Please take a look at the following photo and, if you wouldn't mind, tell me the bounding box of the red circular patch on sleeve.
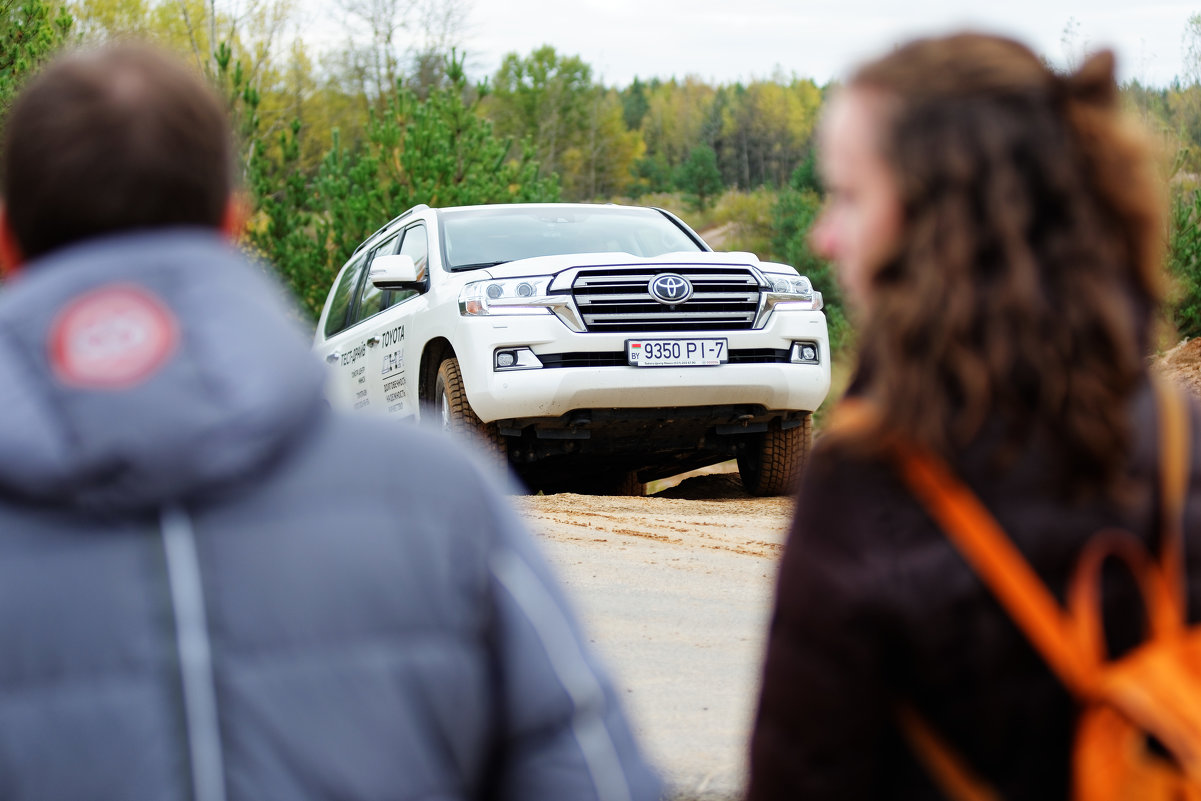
[49,284,179,389]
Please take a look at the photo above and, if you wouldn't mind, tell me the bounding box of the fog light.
[791,341,821,364]
[494,348,544,371]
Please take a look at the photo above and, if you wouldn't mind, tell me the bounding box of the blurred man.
[0,42,658,801]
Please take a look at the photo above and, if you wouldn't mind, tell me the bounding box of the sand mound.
[1154,338,1201,397]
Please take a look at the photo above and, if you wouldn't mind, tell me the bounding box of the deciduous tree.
[561,88,644,200]
[486,45,594,182]
[640,76,714,168]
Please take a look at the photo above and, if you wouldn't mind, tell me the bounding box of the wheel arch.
[419,337,455,407]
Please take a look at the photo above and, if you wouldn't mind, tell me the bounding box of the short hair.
[1,42,235,260]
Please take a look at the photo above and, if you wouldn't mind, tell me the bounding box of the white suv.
[313,202,830,495]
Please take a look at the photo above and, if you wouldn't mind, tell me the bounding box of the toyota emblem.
[648,273,693,305]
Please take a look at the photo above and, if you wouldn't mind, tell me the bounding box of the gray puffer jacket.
[0,230,660,801]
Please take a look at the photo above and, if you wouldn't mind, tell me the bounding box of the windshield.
[439,206,705,271]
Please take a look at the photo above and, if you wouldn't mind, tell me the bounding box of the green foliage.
[556,88,643,200]
[213,40,262,178]
[484,46,659,201]
[1167,187,1201,340]
[715,77,822,189]
[706,188,778,255]
[0,0,72,116]
[771,171,850,351]
[631,75,823,195]
[675,145,723,211]
[790,149,821,194]
[251,120,327,315]
[628,154,673,198]
[373,59,557,207]
[621,77,649,130]
[247,51,560,320]
[639,77,715,170]
[486,45,594,182]
[213,42,323,317]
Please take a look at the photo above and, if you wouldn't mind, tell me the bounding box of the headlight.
[765,273,822,310]
[753,271,823,327]
[460,276,555,316]
[769,274,813,298]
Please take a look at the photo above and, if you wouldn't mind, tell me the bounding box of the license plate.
[627,338,728,367]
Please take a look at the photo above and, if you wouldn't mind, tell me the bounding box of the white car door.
[367,221,431,420]
[314,252,372,411]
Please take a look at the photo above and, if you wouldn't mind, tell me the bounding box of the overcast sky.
[448,1,1196,88]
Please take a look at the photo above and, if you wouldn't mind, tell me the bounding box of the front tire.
[737,414,812,496]
[434,357,506,465]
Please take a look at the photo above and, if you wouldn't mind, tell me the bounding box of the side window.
[353,234,400,324]
[322,254,367,338]
[388,223,429,308]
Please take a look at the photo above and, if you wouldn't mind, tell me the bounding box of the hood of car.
[471,250,767,281]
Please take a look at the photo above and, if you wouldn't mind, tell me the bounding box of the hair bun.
[1062,50,1117,107]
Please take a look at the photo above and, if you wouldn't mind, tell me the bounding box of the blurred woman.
[748,32,1189,800]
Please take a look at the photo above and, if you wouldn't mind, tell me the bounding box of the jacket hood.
[0,230,326,511]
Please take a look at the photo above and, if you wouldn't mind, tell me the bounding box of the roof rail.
[352,203,432,256]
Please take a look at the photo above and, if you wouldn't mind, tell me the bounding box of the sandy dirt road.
[514,481,793,799]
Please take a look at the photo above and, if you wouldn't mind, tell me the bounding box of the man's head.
[0,43,237,269]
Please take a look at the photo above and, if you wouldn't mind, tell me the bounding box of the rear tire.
[737,414,812,496]
[435,357,506,465]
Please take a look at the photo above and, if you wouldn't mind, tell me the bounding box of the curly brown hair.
[842,33,1166,494]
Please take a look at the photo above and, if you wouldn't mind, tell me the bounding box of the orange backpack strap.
[895,440,1098,691]
[1067,382,1192,658]
[896,704,1004,801]
[1152,379,1190,612]
[892,380,1192,694]
[888,381,1193,801]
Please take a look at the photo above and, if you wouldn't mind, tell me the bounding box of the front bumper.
[452,309,832,423]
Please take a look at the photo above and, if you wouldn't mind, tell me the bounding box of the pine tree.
[245,51,560,321]
[675,145,723,211]
[0,0,72,118]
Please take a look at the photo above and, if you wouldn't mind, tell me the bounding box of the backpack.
[864,383,1201,801]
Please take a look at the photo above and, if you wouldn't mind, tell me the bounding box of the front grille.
[538,348,791,368]
[571,266,762,333]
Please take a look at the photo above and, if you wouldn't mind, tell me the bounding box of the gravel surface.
[514,486,793,800]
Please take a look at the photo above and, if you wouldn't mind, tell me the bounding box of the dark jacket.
[0,230,659,801]
[748,380,1201,800]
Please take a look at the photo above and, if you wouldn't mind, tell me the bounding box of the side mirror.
[370,254,419,289]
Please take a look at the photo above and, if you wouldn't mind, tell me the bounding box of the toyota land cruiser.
[313,202,830,495]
